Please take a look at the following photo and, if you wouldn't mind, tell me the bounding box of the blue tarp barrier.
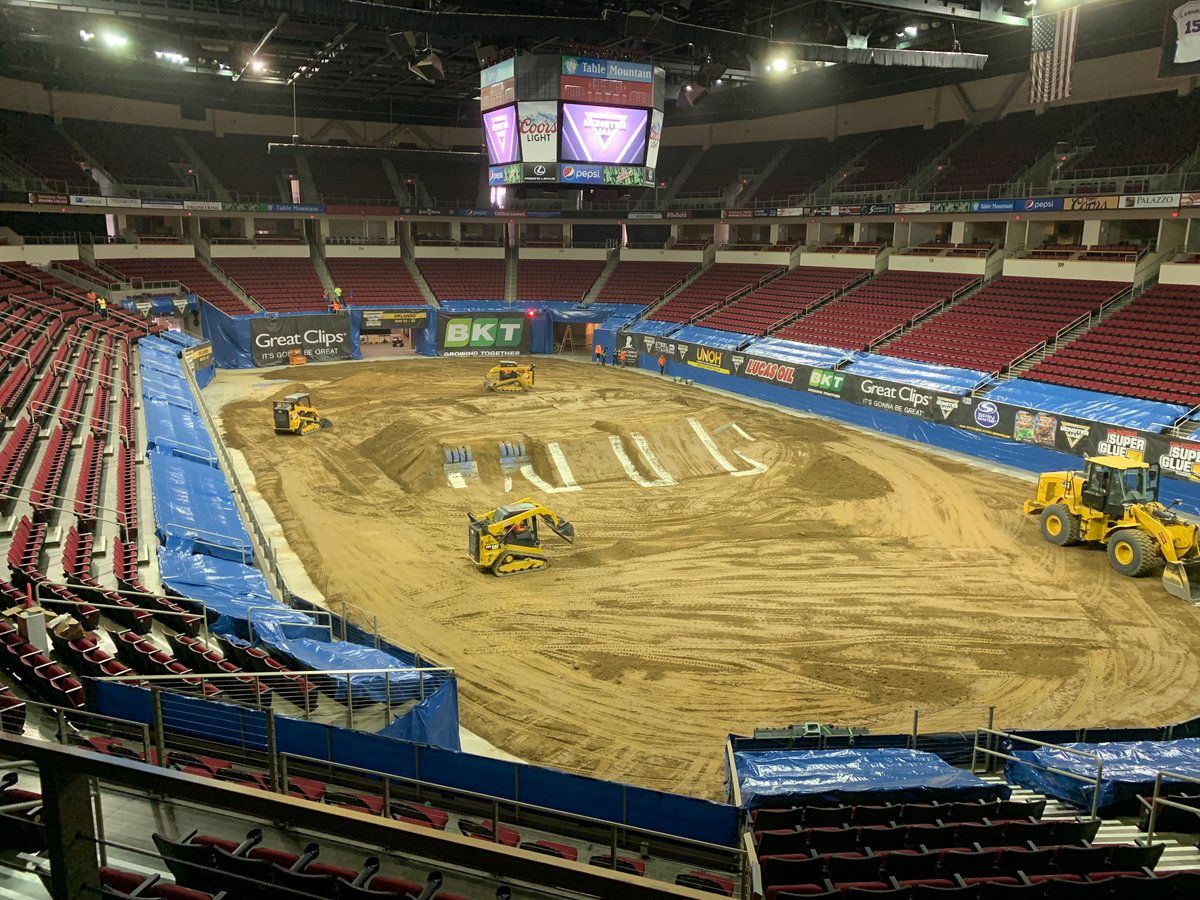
[1006,738,1200,812]
[734,748,1010,809]
[157,548,276,640]
[986,380,1189,433]
[143,399,217,466]
[545,305,610,323]
[160,329,202,349]
[845,354,990,396]
[744,337,852,370]
[141,369,198,412]
[588,303,647,321]
[148,450,253,563]
[625,319,681,338]
[669,325,748,350]
[150,295,178,315]
[248,609,450,706]
[376,678,462,750]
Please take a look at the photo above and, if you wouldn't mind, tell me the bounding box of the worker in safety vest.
[97,296,109,319]
[594,343,604,365]
[658,354,666,374]
[618,349,627,367]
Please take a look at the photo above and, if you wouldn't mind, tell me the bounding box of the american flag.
[1029,6,1080,104]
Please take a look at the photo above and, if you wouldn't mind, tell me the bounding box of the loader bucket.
[545,517,575,545]
[1162,561,1200,602]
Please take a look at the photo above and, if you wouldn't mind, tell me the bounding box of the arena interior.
[2,0,1200,897]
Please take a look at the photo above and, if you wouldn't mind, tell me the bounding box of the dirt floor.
[218,357,1200,800]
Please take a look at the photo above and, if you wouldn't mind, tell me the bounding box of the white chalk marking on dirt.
[631,433,676,486]
[688,418,738,473]
[729,423,757,442]
[608,435,669,488]
[448,473,468,489]
[547,442,582,491]
[732,450,768,477]
[519,462,581,494]
[504,476,512,493]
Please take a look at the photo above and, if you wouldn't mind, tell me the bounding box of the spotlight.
[250,58,266,73]
[772,57,788,71]
[904,25,918,36]
[102,32,127,48]
[408,50,444,83]
[79,29,95,42]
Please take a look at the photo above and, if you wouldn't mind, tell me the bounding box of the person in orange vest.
[594,342,605,365]
[658,353,667,374]
[618,349,627,367]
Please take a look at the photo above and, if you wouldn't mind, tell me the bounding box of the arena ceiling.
[0,0,1167,126]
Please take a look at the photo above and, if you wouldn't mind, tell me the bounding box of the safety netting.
[1005,738,1200,813]
[845,354,990,395]
[986,380,1189,432]
[733,748,1010,810]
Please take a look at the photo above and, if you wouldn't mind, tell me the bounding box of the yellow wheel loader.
[272,393,332,436]
[467,499,574,576]
[1024,455,1200,601]
[483,360,535,393]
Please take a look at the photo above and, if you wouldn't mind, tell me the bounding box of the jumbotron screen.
[482,55,664,187]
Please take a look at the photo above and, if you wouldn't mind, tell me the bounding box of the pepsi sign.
[559,164,604,184]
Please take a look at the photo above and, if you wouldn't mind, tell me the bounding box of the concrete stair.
[583,249,621,303]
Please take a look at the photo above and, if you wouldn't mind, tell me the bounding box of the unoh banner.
[249,314,353,366]
[437,313,531,357]
[622,330,1200,483]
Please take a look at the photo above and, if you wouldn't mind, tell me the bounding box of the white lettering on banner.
[1160,442,1200,479]
[254,330,346,349]
[935,397,959,420]
[1097,429,1147,458]
[1060,421,1091,449]
[446,321,471,345]
[859,379,932,409]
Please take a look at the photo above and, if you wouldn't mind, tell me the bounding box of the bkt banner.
[438,313,531,357]
[249,314,352,367]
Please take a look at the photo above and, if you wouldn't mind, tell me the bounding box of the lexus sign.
[249,314,352,367]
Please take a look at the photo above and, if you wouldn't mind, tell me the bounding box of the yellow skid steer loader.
[1025,455,1200,601]
[467,500,574,576]
[272,393,332,436]
[483,360,535,393]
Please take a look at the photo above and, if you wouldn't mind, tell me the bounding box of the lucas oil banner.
[249,314,352,367]
[437,313,531,357]
[623,328,1200,485]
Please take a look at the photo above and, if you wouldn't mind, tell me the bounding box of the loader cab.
[1082,456,1159,517]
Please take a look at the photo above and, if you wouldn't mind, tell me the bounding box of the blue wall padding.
[986,380,1189,432]
[845,354,990,395]
[157,548,275,640]
[735,748,1011,809]
[199,302,364,370]
[669,325,747,349]
[744,337,851,369]
[626,319,682,337]
[148,450,253,563]
[1005,738,1200,812]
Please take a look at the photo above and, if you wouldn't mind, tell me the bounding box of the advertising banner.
[249,314,353,367]
[559,164,604,185]
[141,198,185,209]
[1119,193,1181,209]
[621,327,1200,482]
[480,58,515,88]
[184,200,223,211]
[1182,192,1200,208]
[561,103,649,165]
[559,75,654,106]
[480,78,515,112]
[973,199,1018,213]
[895,202,932,214]
[930,200,972,214]
[645,110,664,171]
[438,313,531,357]
[1065,195,1119,211]
[359,308,429,329]
[517,101,558,163]
[561,56,653,83]
[522,162,556,182]
[862,203,895,216]
[602,165,649,186]
[1022,197,1064,212]
[28,192,69,205]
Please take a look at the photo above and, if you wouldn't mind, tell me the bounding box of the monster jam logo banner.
[249,315,352,367]
[438,313,530,357]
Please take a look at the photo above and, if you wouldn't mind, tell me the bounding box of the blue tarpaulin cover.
[986,380,1189,432]
[588,303,647,321]
[625,319,682,338]
[143,399,217,466]
[733,748,1011,809]
[148,450,252,563]
[141,369,197,412]
[744,337,851,369]
[160,330,202,349]
[846,354,990,395]
[1005,738,1200,812]
[669,325,748,350]
[157,548,275,640]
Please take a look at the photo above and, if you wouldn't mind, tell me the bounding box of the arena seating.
[53,259,123,289]
[415,258,505,301]
[838,123,959,189]
[773,271,977,351]
[1063,92,1200,176]
[882,277,1128,373]
[930,106,1089,195]
[211,258,326,312]
[66,119,186,186]
[515,259,604,302]
[699,266,868,336]
[186,132,294,199]
[1021,284,1200,406]
[396,147,484,206]
[654,145,698,187]
[752,135,872,203]
[307,154,396,202]
[324,258,426,306]
[99,257,249,314]
[591,261,698,305]
[0,109,91,191]
[677,141,781,196]
[648,263,784,324]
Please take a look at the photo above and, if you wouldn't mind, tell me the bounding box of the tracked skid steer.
[467,500,574,576]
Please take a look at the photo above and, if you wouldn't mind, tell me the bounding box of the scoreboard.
[481,55,665,188]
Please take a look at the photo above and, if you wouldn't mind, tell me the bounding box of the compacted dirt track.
[218,358,1200,799]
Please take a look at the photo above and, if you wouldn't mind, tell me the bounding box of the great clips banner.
[622,330,1200,484]
[249,314,353,367]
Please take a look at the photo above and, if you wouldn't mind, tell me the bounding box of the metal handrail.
[1141,769,1200,846]
[971,727,1104,820]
